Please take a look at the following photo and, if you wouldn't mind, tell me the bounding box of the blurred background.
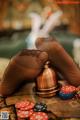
[0,1,80,120]
[0,0,80,65]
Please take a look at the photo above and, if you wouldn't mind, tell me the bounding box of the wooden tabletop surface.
[0,58,80,120]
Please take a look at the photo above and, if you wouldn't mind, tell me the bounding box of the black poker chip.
[33,102,47,112]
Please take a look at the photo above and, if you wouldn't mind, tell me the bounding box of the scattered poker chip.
[33,102,47,112]
[20,102,35,111]
[15,100,30,109]
[61,85,76,94]
[59,91,75,100]
[17,109,34,118]
[59,85,76,99]
[29,112,48,120]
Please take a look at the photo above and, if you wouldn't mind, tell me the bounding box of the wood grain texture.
[0,58,80,119]
[5,83,80,118]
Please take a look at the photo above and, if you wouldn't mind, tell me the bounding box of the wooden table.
[0,58,80,120]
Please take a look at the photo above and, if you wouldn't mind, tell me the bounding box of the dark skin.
[36,37,80,87]
[0,37,80,97]
[0,49,48,96]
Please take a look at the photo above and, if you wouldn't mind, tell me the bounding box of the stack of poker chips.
[58,85,76,100]
[36,61,59,98]
[15,100,48,120]
[15,100,34,119]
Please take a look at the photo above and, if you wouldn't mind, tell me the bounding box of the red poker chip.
[20,102,35,111]
[15,100,30,109]
[61,85,76,94]
[17,109,34,118]
[29,112,48,120]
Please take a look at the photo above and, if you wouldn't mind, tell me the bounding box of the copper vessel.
[36,61,58,97]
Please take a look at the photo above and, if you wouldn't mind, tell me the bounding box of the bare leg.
[0,49,48,96]
[36,37,80,86]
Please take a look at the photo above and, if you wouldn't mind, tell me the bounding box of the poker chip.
[33,102,47,112]
[15,100,30,109]
[17,109,33,118]
[15,100,35,111]
[61,85,76,94]
[29,112,48,120]
[20,102,35,111]
[59,91,75,100]
[59,85,76,100]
